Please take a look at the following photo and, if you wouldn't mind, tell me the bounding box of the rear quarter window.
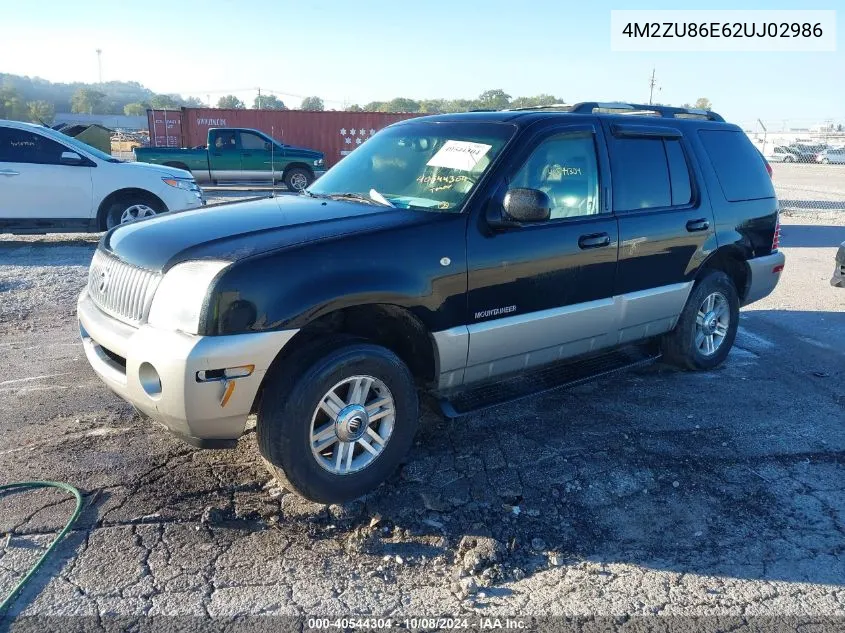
[698,130,775,202]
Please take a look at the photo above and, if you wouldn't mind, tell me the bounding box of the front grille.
[87,249,162,326]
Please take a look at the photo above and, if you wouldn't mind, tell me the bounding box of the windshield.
[308,121,515,212]
[49,129,120,163]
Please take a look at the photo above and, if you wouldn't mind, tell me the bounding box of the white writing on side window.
[426,140,492,171]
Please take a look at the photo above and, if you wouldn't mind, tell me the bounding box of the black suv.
[78,102,785,503]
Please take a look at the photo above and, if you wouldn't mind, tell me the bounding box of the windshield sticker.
[426,140,492,171]
[416,174,471,185]
[547,164,583,177]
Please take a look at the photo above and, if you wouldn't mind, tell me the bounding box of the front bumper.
[743,251,786,305]
[832,243,845,288]
[77,289,296,446]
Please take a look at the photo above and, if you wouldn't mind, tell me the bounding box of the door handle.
[0,169,20,176]
[578,232,611,249]
[686,218,710,232]
[212,152,222,156]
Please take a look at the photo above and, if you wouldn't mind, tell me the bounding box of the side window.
[240,132,268,150]
[0,128,68,165]
[665,139,692,206]
[213,131,238,150]
[509,131,600,219]
[610,138,671,211]
[698,129,775,202]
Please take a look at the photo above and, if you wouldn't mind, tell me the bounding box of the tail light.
[764,158,773,178]
[772,216,781,251]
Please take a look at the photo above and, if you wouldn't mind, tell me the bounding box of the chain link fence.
[742,119,845,215]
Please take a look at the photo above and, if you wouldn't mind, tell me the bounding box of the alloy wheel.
[695,291,730,356]
[309,375,395,475]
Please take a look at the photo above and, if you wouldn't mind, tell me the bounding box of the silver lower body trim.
[433,282,694,390]
[743,252,785,305]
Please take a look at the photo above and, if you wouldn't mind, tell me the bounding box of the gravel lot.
[0,167,843,629]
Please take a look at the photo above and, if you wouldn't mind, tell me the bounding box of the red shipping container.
[153,108,423,167]
[146,109,184,148]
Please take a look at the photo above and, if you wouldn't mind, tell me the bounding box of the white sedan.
[816,148,845,165]
[0,119,204,233]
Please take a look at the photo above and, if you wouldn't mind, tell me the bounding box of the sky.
[1,0,842,128]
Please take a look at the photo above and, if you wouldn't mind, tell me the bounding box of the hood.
[103,194,440,272]
[124,160,191,179]
[281,144,323,158]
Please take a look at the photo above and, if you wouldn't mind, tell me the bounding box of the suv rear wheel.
[662,271,740,370]
[258,338,419,503]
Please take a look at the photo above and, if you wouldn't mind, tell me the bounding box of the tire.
[661,271,739,371]
[822,158,830,165]
[258,338,419,503]
[284,167,312,192]
[102,194,165,231]
[784,155,794,163]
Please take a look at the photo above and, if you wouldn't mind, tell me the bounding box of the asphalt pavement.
[0,166,843,628]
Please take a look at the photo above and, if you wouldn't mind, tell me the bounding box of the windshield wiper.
[300,189,327,198]
[324,192,393,207]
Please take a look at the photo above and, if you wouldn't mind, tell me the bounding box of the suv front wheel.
[662,271,740,370]
[258,339,419,503]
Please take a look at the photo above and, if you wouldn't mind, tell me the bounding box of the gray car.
[816,148,845,164]
[833,242,845,287]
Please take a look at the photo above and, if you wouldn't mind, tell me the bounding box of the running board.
[439,344,661,418]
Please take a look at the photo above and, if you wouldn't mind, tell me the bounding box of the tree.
[123,102,148,116]
[70,88,106,114]
[509,94,562,109]
[346,104,363,112]
[183,96,204,108]
[217,95,245,109]
[477,89,511,110]
[27,100,55,124]
[149,94,181,109]
[300,96,324,111]
[442,99,476,113]
[0,87,27,120]
[418,99,445,113]
[384,97,420,113]
[363,101,385,112]
[253,94,286,110]
[693,97,712,110]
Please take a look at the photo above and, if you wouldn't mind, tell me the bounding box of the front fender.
[203,215,469,335]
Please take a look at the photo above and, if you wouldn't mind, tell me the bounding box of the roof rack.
[504,103,573,112]
[569,102,725,122]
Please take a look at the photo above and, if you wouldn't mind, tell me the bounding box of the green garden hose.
[0,481,83,615]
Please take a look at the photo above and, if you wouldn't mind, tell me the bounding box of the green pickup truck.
[134,128,326,191]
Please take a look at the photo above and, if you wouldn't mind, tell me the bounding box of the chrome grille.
[87,249,162,326]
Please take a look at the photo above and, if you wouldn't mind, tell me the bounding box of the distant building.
[53,113,147,131]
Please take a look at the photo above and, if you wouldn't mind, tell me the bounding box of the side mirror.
[60,151,84,166]
[487,188,551,228]
[264,142,272,151]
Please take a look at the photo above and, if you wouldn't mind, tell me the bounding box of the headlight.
[313,158,324,167]
[148,261,229,334]
[162,176,199,192]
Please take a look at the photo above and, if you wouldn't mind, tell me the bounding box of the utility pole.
[257,88,262,110]
[96,49,102,83]
[648,68,657,106]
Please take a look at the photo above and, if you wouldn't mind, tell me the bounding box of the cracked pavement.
[0,168,843,627]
